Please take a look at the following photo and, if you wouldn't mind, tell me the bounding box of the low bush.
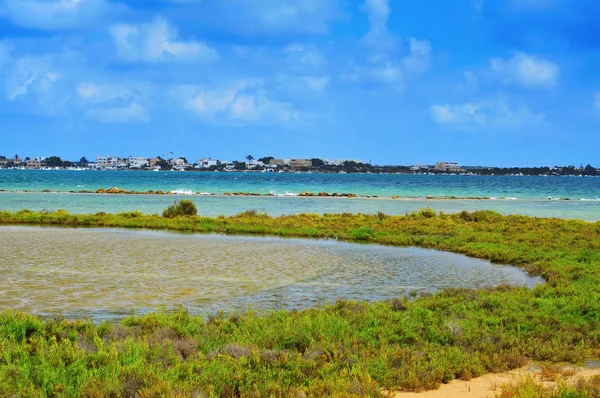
[162,200,197,218]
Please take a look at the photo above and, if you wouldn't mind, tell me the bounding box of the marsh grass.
[498,374,600,397]
[1,209,600,396]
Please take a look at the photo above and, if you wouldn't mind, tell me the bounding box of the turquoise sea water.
[1,170,599,220]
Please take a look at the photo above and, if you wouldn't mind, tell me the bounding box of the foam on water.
[171,189,195,195]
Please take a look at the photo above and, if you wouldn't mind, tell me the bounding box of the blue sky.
[0,0,599,166]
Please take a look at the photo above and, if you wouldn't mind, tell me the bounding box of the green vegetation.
[162,200,198,218]
[1,209,600,396]
[498,374,600,397]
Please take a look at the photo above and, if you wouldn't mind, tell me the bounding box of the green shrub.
[162,200,197,218]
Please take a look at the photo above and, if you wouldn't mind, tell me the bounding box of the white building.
[333,159,363,166]
[197,158,219,168]
[128,156,148,169]
[435,162,461,172]
[96,155,118,169]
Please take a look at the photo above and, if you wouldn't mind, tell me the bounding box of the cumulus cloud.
[110,18,217,63]
[0,41,10,72]
[303,76,330,92]
[401,38,432,74]
[0,0,117,30]
[430,96,544,130]
[204,0,340,35]
[77,81,153,123]
[85,103,149,124]
[176,82,302,126]
[5,55,60,100]
[362,0,396,52]
[490,52,559,88]
[357,0,431,88]
[364,0,390,35]
[463,71,479,91]
[285,44,326,69]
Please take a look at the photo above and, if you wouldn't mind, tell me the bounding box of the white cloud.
[209,0,340,35]
[1,0,115,30]
[5,56,60,100]
[463,70,479,91]
[77,81,153,123]
[86,103,149,124]
[177,82,302,126]
[357,0,431,88]
[361,0,396,52]
[364,0,390,34]
[430,96,544,130]
[0,41,10,72]
[110,18,217,63]
[78,82,122,102]
[303,76,329,91]
[401,38,432,74]
[490,52,559,88]
[285,44,326,69]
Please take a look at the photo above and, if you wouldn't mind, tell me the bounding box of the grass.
[497,374,600,397]
[0,208,599,396]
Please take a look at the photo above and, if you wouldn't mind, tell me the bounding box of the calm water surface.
[0,226,543,320]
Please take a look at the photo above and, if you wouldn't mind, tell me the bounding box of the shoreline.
[2,168,600,178]
[0,188,597,201]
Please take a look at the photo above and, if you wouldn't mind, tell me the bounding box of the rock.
[393,195,400,199]
[318,192,329,197]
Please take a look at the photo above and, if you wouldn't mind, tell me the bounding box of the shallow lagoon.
[0,226,543,320]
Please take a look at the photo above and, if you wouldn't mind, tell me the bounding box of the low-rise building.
[197,158,219,168]
[435,162,462,172]
[96,155,118,169]
[269,159,286,166]
[169,158,185,166]
[128,156,148,169]
[290,159,312,169]
[411,164,430,171]
[26,160,42,169]
[332,159,364,166]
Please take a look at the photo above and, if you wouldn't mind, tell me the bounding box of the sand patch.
[392,362,600,398]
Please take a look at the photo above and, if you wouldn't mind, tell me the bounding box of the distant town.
[0,154,598,176]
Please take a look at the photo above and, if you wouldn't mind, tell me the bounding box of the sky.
[0,0,599,166]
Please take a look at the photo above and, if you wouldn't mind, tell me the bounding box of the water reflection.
[0,226,543,320]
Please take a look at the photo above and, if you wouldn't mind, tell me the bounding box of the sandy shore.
[392,362,600,398]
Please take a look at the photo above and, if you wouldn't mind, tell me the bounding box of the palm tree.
[246,154,254,166]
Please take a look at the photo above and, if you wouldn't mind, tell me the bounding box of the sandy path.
[392,362,600,398]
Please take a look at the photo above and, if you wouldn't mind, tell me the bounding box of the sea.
[1,169,599,221]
